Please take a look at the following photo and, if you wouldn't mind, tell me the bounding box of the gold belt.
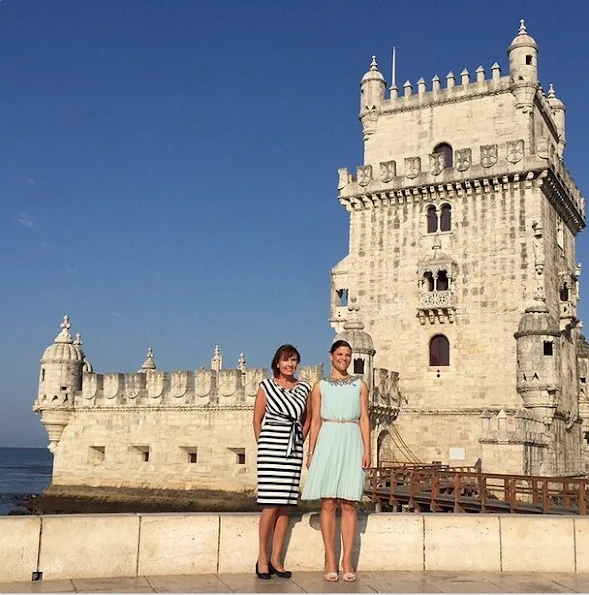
[322,418,359,424]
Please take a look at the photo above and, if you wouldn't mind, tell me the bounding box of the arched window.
[430,335,450,366]
[424,271,435,292]
[560,283,569,302]
[436,270,449,291]
[440,203,452,232]
[353,358,365,374]
[433,143,453,169]
[426,205,438,233]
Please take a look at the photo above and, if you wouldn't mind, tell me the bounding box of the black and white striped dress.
[256,378,312,506]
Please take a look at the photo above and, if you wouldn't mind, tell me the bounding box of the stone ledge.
[0,512,583,582]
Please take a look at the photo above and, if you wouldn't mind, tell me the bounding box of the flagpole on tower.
[392,46,396,87]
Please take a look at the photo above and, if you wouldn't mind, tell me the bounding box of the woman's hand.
[362,451,371,470]
[306,452,313,469]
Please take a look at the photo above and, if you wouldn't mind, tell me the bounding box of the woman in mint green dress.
[301,340,371,583]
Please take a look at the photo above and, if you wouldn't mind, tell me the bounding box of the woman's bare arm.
[359,380,371,469]
[252,387,266,443]
[306,382,322,468]
[302,385,313,441]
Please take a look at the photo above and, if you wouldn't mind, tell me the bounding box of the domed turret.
[508,20,538,111]
[37,315,84,407]
[335,298,375,384]
[547,84,566,156]
[514,301,560,422]
[41,319,84,365]
[35,315,84,452]
[359,55,386,139]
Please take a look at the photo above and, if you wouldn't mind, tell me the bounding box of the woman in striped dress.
[253,344,312,579]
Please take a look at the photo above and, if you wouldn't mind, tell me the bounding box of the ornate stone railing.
[419,290,456,308]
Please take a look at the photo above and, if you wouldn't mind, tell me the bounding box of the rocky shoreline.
[26,485,325,515]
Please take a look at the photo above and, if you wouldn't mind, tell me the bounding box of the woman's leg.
[258,507,278,571]
[270,506,290,570]
[340,499,357,574]
[320,498,338,572]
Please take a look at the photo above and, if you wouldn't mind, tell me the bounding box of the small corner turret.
[547,83,566,156]
[359,55,386,140]
[34,315,83,452]
[508,19,538,111]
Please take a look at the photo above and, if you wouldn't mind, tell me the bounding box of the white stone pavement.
[1,572,589,593]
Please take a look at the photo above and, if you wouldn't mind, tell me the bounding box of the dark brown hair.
[271,344,301,377]
[330,340,352,354]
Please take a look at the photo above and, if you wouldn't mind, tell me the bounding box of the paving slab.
[218,572,305,593]
[551,573,589,592]
[354,571,441,593]
[291,571,377,593]
[71,576,153,592]
[146,574,230,593]
[481,572,576,592]
[0,580,75,593]
[3,571,589,593]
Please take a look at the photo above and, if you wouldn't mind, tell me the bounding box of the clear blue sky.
[2,0,588,447]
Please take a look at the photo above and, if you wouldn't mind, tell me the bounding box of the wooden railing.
[366,465,589,515]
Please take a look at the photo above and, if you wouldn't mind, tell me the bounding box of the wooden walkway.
[365,464,589,515]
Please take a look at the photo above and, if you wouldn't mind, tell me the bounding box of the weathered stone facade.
[330,21,587,475]
[34,316,401,492]
[35,22,588,491]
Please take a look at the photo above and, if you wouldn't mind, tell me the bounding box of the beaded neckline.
[271,378,300,391]
[324,375,360,386]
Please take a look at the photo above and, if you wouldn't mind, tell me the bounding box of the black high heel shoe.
[255,562,271,580]
[269,561,292,579]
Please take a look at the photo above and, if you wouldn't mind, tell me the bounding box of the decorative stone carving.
[380,160,396,183]
[83,374,98,400]
[507,140,524,164]
[455,148,472,172]
[532,220,545,301]
[125,373,142,399]
[147,372,165,399]
[218,370,240,397]
[171,370,189,398]
[337,167,349,190]
[103,373,121,400]
[429,153,443,176]
[480,144,498,168]
[419,291,456,308]
[536,137,549,160]
[404,157,421,179]
[244,368,267,398]
[194,368,212,398]
[357,165,373,187]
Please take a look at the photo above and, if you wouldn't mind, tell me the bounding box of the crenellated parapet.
[385,64,510,113]
[78,365,324,409]
[479,408,549,448]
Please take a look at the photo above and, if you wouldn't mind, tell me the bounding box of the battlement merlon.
[337,150,585,234]
[67,365,324,409]
[365,70,512,115]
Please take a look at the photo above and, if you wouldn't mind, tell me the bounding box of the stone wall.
[330,27,586,475]
[53,407,261,491]
[1,513,588,582]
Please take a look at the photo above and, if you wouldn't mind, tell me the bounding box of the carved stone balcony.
[559,301,579,332]
[417,290,456,324]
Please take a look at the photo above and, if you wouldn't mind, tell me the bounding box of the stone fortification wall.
[50,365,323,491]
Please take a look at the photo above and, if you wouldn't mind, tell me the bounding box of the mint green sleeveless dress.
[302,377,365,502]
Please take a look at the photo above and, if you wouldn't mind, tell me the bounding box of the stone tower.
[33,315,88,452]
[331,22,586,475]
